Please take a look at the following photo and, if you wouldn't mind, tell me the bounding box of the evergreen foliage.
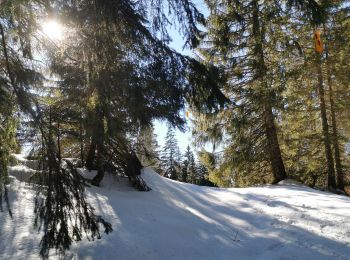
[34,158,113,258]
[196,0,291,185]
[1,0,350,258]
[47,0,226,186]
[161,127,181,180]
[1,0,226,257]
[183,145,197,183]
[135,125,161,168]
[193,0,350,188]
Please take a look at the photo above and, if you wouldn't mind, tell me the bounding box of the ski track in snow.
[1,165,350,259]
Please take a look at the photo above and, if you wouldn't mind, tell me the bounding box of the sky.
[153,27,192,153]
[154,1,208,154]
[35,1,208,155]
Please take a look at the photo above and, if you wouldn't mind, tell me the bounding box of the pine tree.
[321,2,350,189]
[182,145,197,183]
[135,125,161,168]
[280,0,349,189]
[161,127,181,180]
[0,0,41,215]
[188,149,198,184]
[181,159,189,183]
[196,162,216,186]
[197,0,290,186]
[47,0,226,186]
[193,0,345,188]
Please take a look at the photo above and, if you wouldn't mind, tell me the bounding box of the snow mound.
[1,167,350,260]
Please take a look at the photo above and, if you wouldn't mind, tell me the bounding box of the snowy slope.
[1,167,350,259]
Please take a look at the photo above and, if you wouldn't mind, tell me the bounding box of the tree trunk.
[252,0,287,183]
[324,28,344,190]
[57,117,61,165]
[91,143,104,186]
[85,138,96,171]
[316,54,336,189]
[91,105,105,186]
[79,113,84,167]
[264,103,287,183]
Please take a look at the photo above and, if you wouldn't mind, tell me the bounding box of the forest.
[0,0,350,259]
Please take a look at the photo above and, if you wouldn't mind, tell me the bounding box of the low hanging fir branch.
[34,151,112,258]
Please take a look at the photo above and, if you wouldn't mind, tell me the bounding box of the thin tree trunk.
[48,106,53,173]
[0,22,19,96]
[85,138,96,170]
[316,54,336,189]
[92,139,104,186]
[324,39,344,190]
[79,112,84,167]
[91,105,105,186]
[57,117,61,165]
[252,0,287,183]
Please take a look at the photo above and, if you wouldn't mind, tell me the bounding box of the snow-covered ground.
[1,162,350,259]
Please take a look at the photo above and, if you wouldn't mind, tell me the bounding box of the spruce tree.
[321,1,350,189]
[194,0,349,188]
[161,127,181,180]
[0,0,41,214]
[181,158,189,183]
[0,1,114,257]
[196,162,216,186]
[198,0,289,185]
[187,147,198,184]
[135,125,161,168]
[274,0,349,189]
[47,0,227,186]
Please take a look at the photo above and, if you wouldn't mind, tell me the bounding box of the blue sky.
[153,26,193,153]
[154,1,209,154]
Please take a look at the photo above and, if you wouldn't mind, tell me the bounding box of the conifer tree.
[182,145,197,183]
[187,147,198,184]
[194,0,349,188]
[277,0,349,189]
[161,127,181,180]
[196,162,216,186]
[47,0,227,186]
[198,0,289,185]
[181,158,189,183]
[135,125,161,168]
[0,1,112,257]
[321,1,350,189]
[0,0,41,214]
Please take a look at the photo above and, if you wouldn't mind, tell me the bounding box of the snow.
[277,179,306,186]
[1,166,350,259]
[8,165,37,182]
[11,154,39,170]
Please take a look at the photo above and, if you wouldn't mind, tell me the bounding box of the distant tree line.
[135,126,216,187]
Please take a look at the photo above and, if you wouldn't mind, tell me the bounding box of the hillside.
[1,162,350,259]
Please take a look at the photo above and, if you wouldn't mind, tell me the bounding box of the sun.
[42,20,63,41]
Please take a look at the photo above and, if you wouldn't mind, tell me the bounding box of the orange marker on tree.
[314,30,324,54]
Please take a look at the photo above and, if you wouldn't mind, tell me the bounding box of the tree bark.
[85,138,96,171]
[57,117,61,165]
[324,37,344,189]
[91,105,105,186]
[316,54,336,189]
[79,112,84,167]
[264,103,287,183]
